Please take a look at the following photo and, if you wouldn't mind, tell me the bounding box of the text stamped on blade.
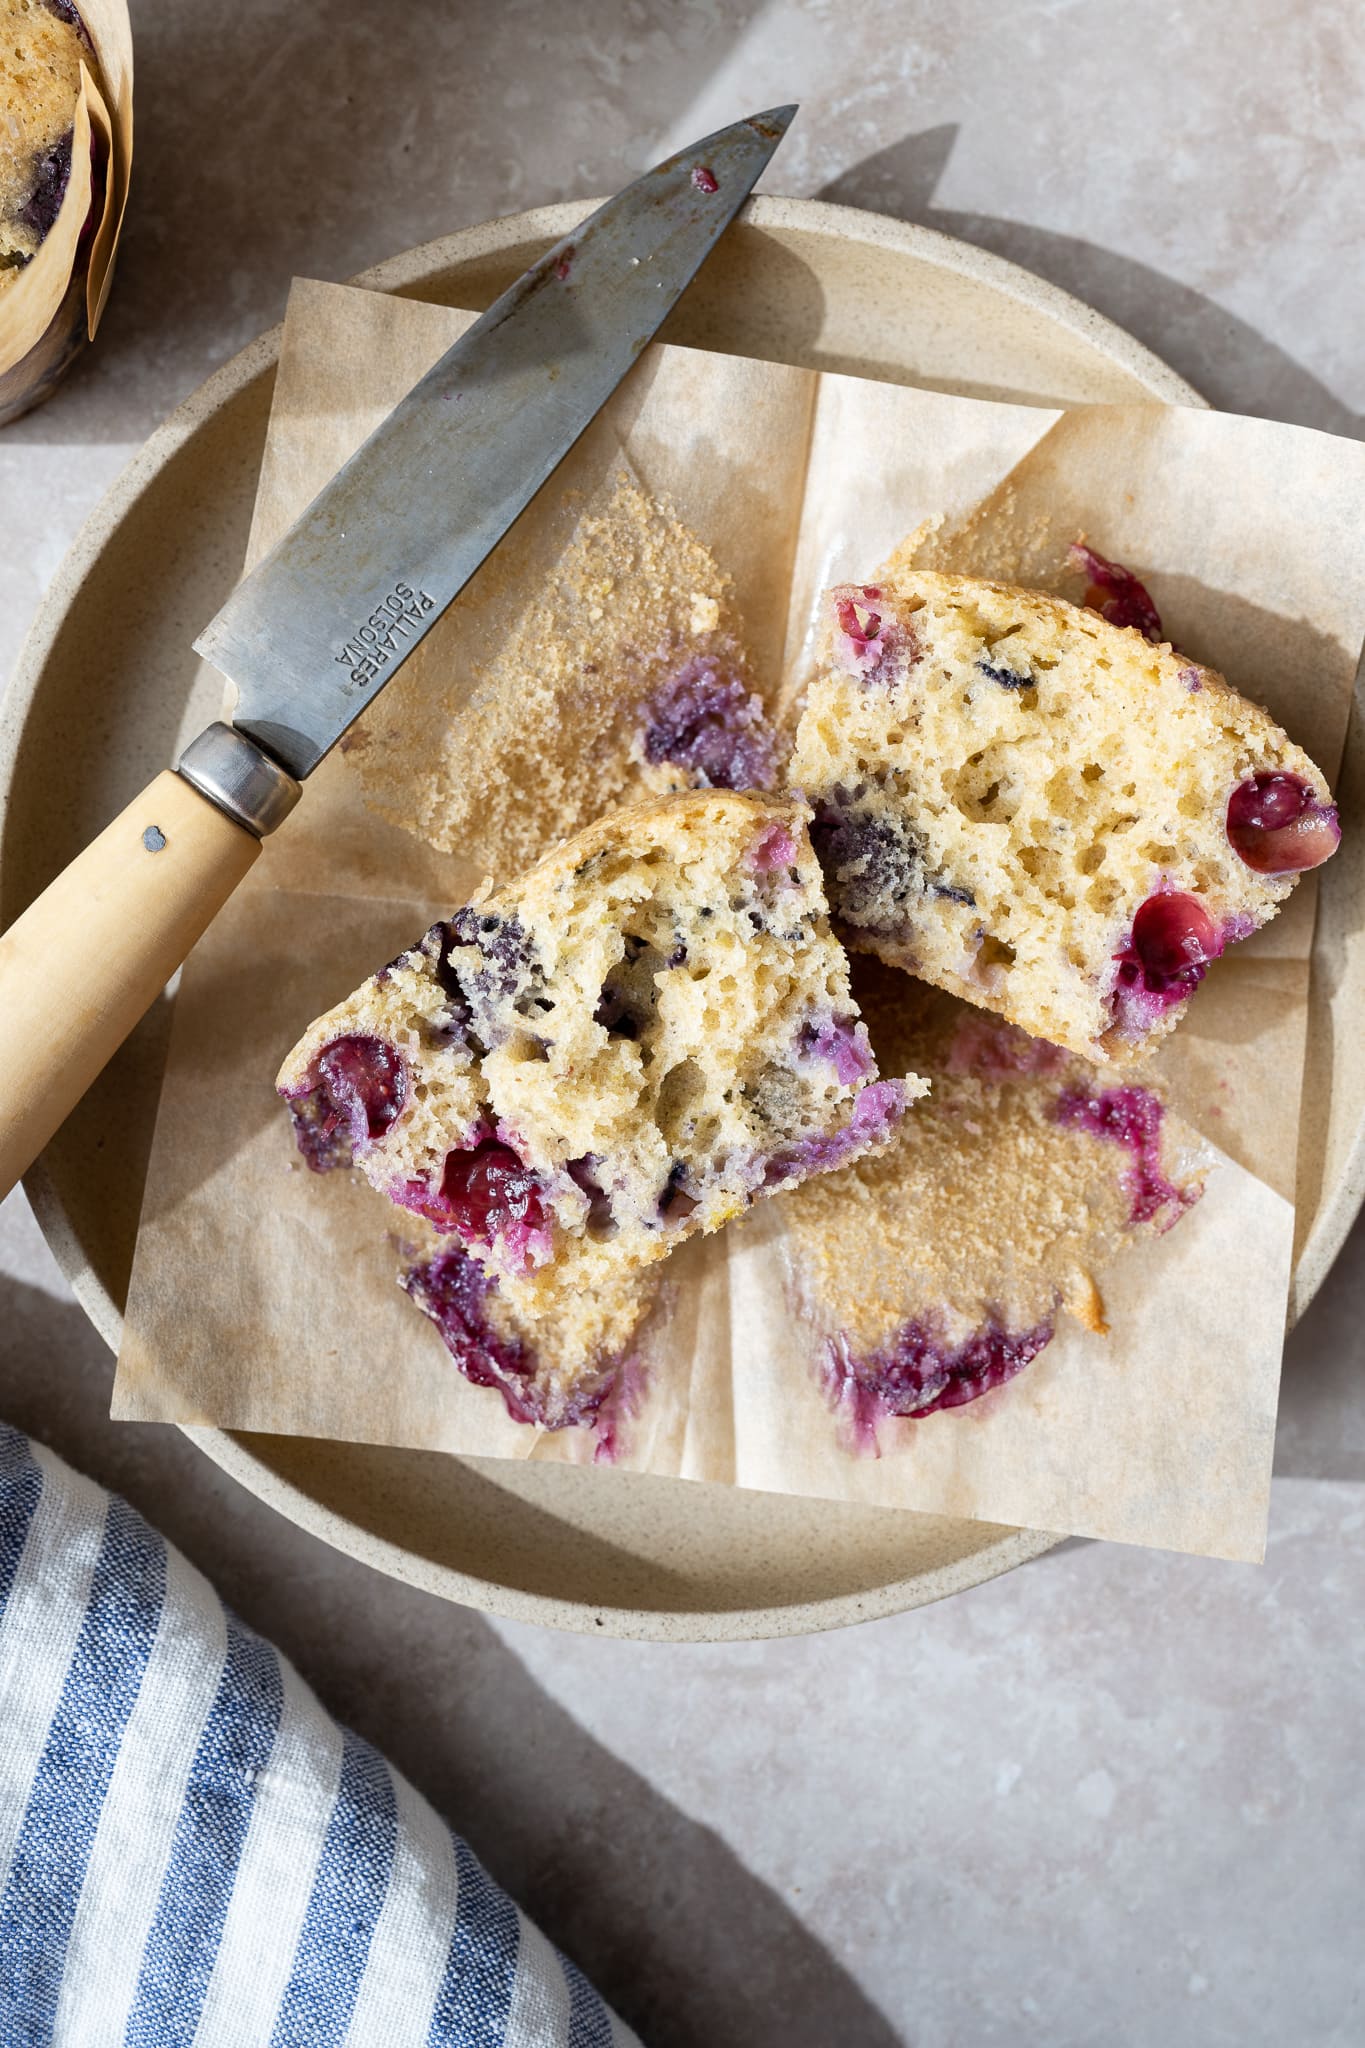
[335,581,437,688]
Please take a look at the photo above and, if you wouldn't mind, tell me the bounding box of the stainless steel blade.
[193,107,796,780]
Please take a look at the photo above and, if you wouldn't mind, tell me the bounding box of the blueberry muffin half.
[790,566,1340,1064]
[279,790,920,1310]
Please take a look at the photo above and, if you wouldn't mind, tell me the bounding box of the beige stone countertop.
[2,3,1363,2041]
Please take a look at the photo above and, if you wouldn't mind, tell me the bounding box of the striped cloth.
[0,1425,638,2047]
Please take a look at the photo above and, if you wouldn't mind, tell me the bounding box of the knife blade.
[195,105,796,782]
[0,106,796,1200]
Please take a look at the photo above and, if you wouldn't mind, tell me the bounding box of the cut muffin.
[790,566,1340,1063]
[279,790,919,1314]
[781,966,1210,1436]
[0,1,90,292]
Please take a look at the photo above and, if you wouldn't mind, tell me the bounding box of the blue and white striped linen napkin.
[0,1424,638,2046]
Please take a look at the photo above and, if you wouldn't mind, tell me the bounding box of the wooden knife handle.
[0,770,262,1201]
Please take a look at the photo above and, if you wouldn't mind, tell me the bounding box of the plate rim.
[7,194,1342,1640]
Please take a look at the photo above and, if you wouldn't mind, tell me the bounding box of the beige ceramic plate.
[4,198,1362,1640]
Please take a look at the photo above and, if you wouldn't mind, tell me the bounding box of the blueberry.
[398,1137,552,1275]
[658,1160,699,1224]
[1226,772,1340,875]
[976,658,1033,691]
[1068,542,1163,641]
[18,133,73,244]
[282,1034,407,1172]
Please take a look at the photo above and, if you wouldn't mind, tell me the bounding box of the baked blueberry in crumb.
[797,1013,876,1085]
[15,131,71,244]
[395,1137,553,1275]
[1068,541,1163,641]
[829,585,915,682]
[809,801,919,930]
[282,1035,407,1172]
[977,657,1033,691]
[1226,771,1340,875]
[0,0,93,293]
[1110,889,1222,1033]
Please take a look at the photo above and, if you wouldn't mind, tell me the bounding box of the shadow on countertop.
[818,124,1361,439]
[1276,1205,1365,1482]
[0,1268,901,2048]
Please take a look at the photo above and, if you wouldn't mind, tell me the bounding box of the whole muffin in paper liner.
[0,0,132,426]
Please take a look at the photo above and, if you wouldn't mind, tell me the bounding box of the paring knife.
[0,107,796,1201]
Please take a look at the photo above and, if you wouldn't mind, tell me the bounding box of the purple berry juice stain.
[797,1013,876,1085]
[824,1315,1055,1448]
[403,1245,621,1434]
[761,1079,907,1187]
[1052,1084,1199,1230]
[640,658,775,790]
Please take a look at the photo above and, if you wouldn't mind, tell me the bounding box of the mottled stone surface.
[2,1,1364,2040]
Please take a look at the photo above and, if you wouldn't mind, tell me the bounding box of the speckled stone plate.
[4,198,1362,1639]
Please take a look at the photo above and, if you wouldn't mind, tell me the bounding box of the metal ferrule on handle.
[177,722,301,838]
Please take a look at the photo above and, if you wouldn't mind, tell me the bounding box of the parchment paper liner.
[114,281,1365,1562]
[0,0,133,424]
